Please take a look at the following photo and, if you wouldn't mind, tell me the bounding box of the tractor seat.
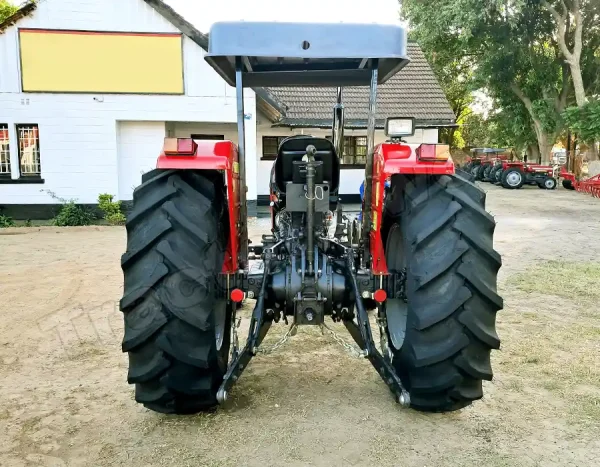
[273,135,340,193]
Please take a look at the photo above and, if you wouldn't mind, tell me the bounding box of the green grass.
[508,260,600,302]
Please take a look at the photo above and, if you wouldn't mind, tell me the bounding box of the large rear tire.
[120,169,231,414]
[383,174,502,412]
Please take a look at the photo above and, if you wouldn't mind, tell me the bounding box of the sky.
[166,0,402,32]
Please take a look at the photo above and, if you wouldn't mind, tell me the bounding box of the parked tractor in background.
[464,148,512,182]
[500,160,558,190]
[119,22,503,415]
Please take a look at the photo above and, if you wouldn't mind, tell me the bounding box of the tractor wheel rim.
[507,172,522,186]
[545,179,555,189]
[214,300,227,351]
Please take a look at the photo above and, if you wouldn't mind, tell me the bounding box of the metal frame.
[361,60,379,267]
[235,58,249,269]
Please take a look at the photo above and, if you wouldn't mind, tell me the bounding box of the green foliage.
[97,194,126,225]
[460,112,489,148]
[53,202,95,226]
[23,219,32,227]
[42,190,95,226]
[563,100,600,143]
[0,214,15,228]
[402,0,575,156]
[0,1,18,23]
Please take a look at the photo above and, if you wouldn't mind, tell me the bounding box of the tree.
[539,0,595,106]
[402,0,571,162]
[539,1,600,158]
[0,1,18,23]
[460,112,489,148]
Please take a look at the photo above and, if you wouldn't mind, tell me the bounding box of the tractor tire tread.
[120,169,228,414]
[386,173,502,412]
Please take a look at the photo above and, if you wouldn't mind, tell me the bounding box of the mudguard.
[369,142,455,274]
[157,138,241,273]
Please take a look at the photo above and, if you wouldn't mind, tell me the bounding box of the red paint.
[157,139,240,273]
[373,289,387,303]
[369,142,455,274]
[230,288,244,303]
[502,161,554,176]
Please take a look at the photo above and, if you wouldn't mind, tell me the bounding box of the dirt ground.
[1,184,600,467]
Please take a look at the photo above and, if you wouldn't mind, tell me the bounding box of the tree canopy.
[402,0,600,161]
[0,1,18,23]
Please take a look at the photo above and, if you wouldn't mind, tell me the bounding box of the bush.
[0,214,15,228]
[53,202,95,226]
[98,194,126,225]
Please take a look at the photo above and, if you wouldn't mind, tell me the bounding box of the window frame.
[261,136,287,161]
[16,123,42,179]
[0,124,11,178]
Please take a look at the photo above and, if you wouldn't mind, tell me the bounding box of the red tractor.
[119,22,502,414]
[464,148,511,182]
[499,160,558,189]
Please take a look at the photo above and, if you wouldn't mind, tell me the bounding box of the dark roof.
[0,1,37,33]
[266,43,455,128]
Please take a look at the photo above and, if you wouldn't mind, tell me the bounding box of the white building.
[0,0,455,218]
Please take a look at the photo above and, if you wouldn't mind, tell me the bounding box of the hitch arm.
[345,253,410,406]
[217,260,272,404]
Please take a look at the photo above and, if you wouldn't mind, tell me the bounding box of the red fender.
[369,143,455,274]
[157,138,240,273]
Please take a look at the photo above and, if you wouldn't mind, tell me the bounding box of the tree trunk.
[531,119,553,164]
[589,143,599,161]
[528,144,541,164]
[570,62,587,107]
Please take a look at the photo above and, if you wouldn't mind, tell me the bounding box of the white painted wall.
[0,0,257,205]
[255,114,439,196]
[117,121,166,200]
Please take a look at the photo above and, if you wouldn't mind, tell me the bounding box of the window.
[0,124,10,177]
[191,134,225,141]
[334,136,368,167]
[17,124,41,177]
[262,136,287,160]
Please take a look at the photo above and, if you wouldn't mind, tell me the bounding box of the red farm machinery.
[119,22,503,414]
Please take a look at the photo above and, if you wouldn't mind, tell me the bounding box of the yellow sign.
[233,162,239,174]
[19,29,184,94]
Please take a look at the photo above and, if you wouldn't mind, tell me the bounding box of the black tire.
[120,169,230,414]
[562,179,575,190]
[494,168,504,184]
[383,174,502,412]
[542,177,557,190]
[475,164,487,181]
[482,164,493,181]
[501,167,525,189]
[455,168,475,183]
[470,164,480,178]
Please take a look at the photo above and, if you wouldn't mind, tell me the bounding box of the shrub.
[0,214,15,228]
[41,189,95,227]
[53,202,95,226]
[98,193,126,225]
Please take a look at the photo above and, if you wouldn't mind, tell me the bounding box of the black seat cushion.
[273,135,339,193]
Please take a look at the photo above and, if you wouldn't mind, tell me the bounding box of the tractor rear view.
[119,22,503,414]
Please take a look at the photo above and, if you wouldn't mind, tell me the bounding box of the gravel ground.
[1,183,599,466]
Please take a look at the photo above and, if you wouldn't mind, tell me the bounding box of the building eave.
[0,1,37,34]
[271,118,457,130]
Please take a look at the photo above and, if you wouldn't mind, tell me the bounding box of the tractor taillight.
[163,138,198,156]
[230,289,244,303]
[373,289,387,303]
[416,144,450,162]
